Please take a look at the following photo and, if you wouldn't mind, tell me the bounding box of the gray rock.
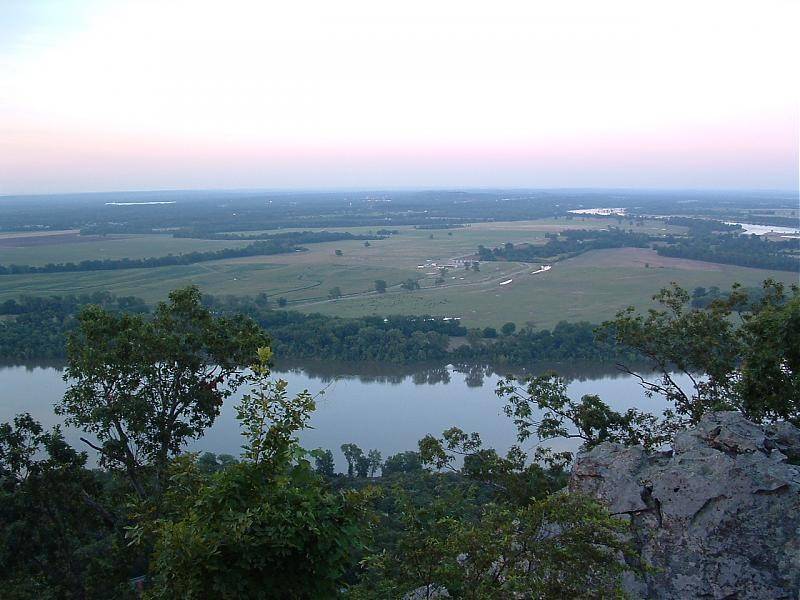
[402,584,450,599]
[569,411,800,599]
[766,421,800,462]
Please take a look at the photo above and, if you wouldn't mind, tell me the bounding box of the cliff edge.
[570,411,800,598]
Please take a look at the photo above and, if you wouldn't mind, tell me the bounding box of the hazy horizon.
[2,0,798,195]
[3,185,799,201]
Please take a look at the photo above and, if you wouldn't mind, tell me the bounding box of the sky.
[0,0,798,195]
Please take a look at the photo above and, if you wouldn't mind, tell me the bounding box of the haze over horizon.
[1,0,798,195]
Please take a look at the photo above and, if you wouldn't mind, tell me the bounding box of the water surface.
[726,222,800,237]
[0,362,676,470]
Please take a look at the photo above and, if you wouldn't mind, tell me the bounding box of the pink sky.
[1,0,798,194]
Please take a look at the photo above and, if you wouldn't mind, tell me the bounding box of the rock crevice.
[569,411,800,599]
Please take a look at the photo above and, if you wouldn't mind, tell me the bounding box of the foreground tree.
[495,280,800,465]
[598,279,800,427]
[351,493,632,599]
[0,414,132,599]
[354,419,630,598]
[736,282,800,422]
[138,350,372,599]
[59,286,266,498]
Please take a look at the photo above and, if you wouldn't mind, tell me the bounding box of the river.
[0,362,677,470]
[726,221,800,237]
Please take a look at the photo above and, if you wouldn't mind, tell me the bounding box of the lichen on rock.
[570,411,800,599]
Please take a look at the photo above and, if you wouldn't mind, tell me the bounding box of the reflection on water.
[275,358,650,387]
[0,360,679,470]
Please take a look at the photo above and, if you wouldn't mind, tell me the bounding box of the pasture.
[0,217,794,328]
[0,232,252,266]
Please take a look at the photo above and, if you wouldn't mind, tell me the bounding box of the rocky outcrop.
[570,411,800,599]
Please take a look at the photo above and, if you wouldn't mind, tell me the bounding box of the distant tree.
[197,452,222,473]
[328,287,342,299]
[482,327,498,339]
[364,241,371,247]
[466,328,483,346]
[255,292,270,307]
[341,443,364,478]
[382,451,423,476]
[277,297,288,307]
[367,449,382,477]
[501,322,516,336]
[218,454,238,469]
[355,454,370,478]
[374,280,387,294]
[401,279,420,291]
[196,452,239,474]
[312,448,336,477]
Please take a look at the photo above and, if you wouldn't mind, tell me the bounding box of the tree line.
[171,229,385,243]
[656,233,799,272]
[0,239,304,276]
[0,292,622,365]
[477,228,652,262]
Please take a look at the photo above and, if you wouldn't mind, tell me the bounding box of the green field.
[0,218,795,328]
[0,233,252,266]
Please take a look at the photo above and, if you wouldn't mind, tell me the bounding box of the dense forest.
[0,291,622,365]
[1,282,797,598]
[0,293,149,359]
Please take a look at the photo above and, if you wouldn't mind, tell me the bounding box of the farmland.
[1,216,795,328]
[0,231,252,265]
